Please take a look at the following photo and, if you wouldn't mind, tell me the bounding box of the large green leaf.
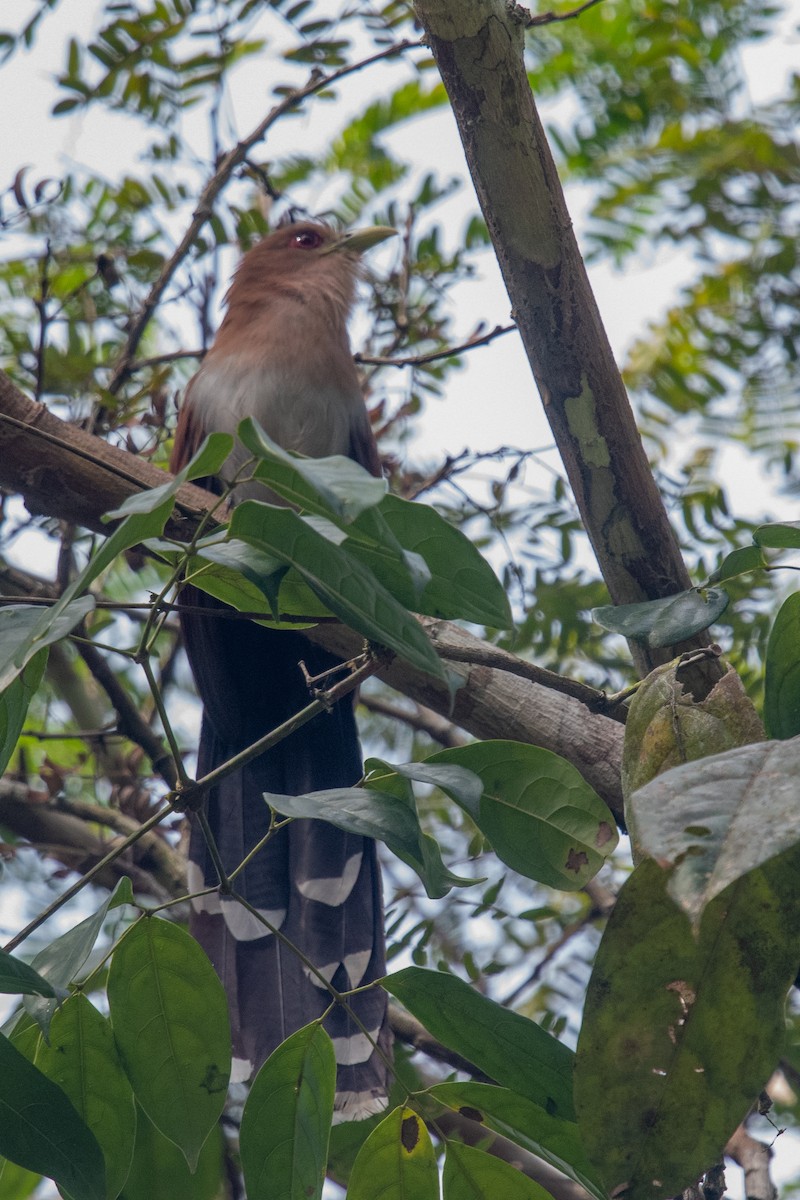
[238,417,387,521]
[592,587,728,647]
[25,876,134,1037]
[442,1140,551,1200]
[265,783,474,899]
[430,1082,604,1200]
[705,544,765,584]
[764,592,800,739]
[107,917,231,1169]
[628,737,800,928]
[424,742,618,889]
[754,521,800,549]
[189,539,335,627]
[28,995,136,1200]
[348,1107,439,1200]
[188,538,286,617]
[575,857,800,1199]
[240,1023,335,1200]
[229,500,446,680]
[0,1032,105,1200]
[358,493,513,629]
[384,967,574,1121]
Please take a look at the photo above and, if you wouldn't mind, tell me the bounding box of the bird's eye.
[292,230,323,250]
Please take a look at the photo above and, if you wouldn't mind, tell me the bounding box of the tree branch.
[412,1,718,682]
[0,370,625,818]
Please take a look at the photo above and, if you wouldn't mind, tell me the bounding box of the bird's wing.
[170,378,207,474]
[348,406,382,478]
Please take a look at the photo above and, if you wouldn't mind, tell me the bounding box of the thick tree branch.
[361,693,468,748]
[0,371,624,817]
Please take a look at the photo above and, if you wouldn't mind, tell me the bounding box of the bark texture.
[413,0,713,678]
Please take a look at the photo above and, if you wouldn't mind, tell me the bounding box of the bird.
[170,220,397,1122]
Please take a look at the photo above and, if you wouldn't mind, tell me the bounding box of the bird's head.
[226,221,397,320]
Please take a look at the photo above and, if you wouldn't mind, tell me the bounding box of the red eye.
[293,230,323,249]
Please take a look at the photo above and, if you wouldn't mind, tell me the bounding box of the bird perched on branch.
[170,220,396,1121]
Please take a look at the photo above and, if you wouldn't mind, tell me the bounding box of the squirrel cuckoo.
[170,221,396,1121]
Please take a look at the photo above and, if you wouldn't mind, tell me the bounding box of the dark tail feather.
[180,586,390,1119]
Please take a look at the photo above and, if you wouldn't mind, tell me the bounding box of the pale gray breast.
[190,352,362,500]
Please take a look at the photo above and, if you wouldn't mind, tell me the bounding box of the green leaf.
[337,507,431,611]
[0,1032,105,1200]
[190,540,287,618]
[367,759,483,894]
[348,1106,439,1200]
[119,1106,223,1200]
[764,592,800,739]
[106,433,234,521]
[240,1023,335,1200]
[265,783,474,899]
[754,521,800,549]
[442,1140,552,1199]
[592,587,728,647]
[424,742,618,889]
[0,949,55,998]
[0,648,47,775]
[4,487,174,683]
[705,544,765,584]
[628,737,800,929]
[239,417,387,521]
[430,1082,604,1199]
[230,500,446,681]
[362,494,513,629]
[30,995,136,1200]
[385,967,575,1121]
[25,877,134,1037]
[0,1156,40,1199]
[107,917,231,1169]
[0,600,94,693]
[575,857,800,1199]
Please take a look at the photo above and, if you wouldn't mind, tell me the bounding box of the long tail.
[180,586,390,1120]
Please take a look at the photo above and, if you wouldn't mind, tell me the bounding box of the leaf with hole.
[348,1107,438,1200]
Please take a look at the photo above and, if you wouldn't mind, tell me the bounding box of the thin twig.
[76,638,179,789]
[355,322,516,368]
[0,594,340,624]
[3,802,174,954]
[430,636,620,716]
[361,693,467,748]
[526,0,604,26]
[174,649,387,808]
